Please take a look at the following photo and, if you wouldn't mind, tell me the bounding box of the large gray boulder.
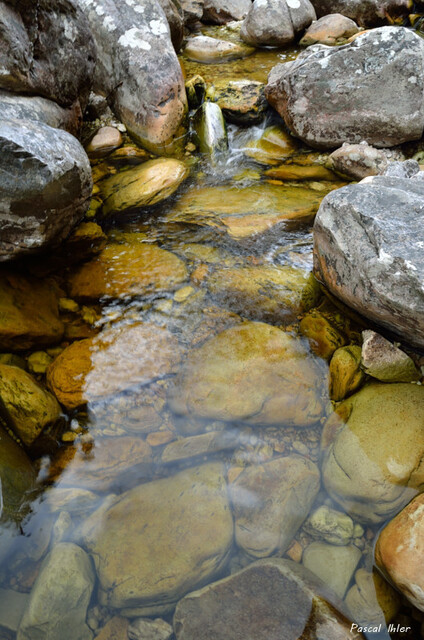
[203,0,251,24]
[0,118,92,261]
[313,162,424,349]
[265,27,424,149]
[310,0,411,26]
[157,0,184,50]
[78,0,187,153]
[0,90,82,135]
[174,558,364,640]
[241,0,316,47]
[0,0,95,108]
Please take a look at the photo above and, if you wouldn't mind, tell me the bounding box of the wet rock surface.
[203,0,251,24]
[174,558,364,639]
[0,425,35,522]
[310,0,411,26]
[241,0,316,47]
[314,166,424,348]
[266,27,424,149]
[300,13,359,46]
[0,118,92,261]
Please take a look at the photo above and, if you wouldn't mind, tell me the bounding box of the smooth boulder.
[168,322,326,426]
[80,463,233,612]
[310,0,411,26]
[174,558,364,639]
[321,383,424,523]
[313,166,424,348]
[300,14,359,46]
[241,0,316,47]
[78,0,187,152]
[203,0,251,23]
[265,27,424,149]
[329,141,405,180]
[0,90,82,136]
[0,118,92,261]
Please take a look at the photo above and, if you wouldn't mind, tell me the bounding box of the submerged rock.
[329,142,405,180]
[208,265,321,324]
[329,345,365,402]
[0,0,95,107]
[300,14,359,46]
[360,330,420,382]
[169,322,326,426]
[68,242,188,300]
[303,505,357,546]
[345,568,400,626]
[206,79,267,125]
[47,323,181,410]
[78,0,187,153]
[230,455,320,557]
[128,617,173,640]
[0,118,92,261]
[174,558,364,639]
[313,166,424,348]
[184,35,254,63]
[0,425,36,523]
[310,0,411,26]
[17,543,95,640]
[193,102,228,162]
[99,158,189,217]
[0,365,61,447]
[202,0,251,24]
[80,463,233,612]
[321,383,424,523]
[266,27,424,149]
[243,125,299,165]
[302,542,361,598]
[240,0,316,47]
[375,493,424,612]
[0,272,63,351]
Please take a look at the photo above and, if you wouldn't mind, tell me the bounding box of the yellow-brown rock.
[67,242,188,300]
[95,617,129,640]
[184,36,254,63]
[264,163,338,181]
[99,158,189,217]
[0,272,63,351]
[47,323,182,410]
[300,309,348,360]
[375,493,424,612]
[329,345,365,401]
[345,568,400,625]
[169,321,326,426]
[80,463,233,612]
[206,79,267,125]
[244,125,299,165]
[0,425,36,521]
[300,14,360,46]
[86,126,122,159]
[0,365,61,446]
[322,383,424,523]
[208,265,321,323]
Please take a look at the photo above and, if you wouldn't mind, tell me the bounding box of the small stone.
[128,617,173,640]
[303,505,355,546]
[299,309,348,360]
[184,36,254,63]
[0,588,29,633]
[185,75,206,110]
[27,351,53,375]
[302,542,361,598]
[146,431,175,447]
[59,298,80,313]
[361,330,420,382]
[329,345,365,402]
[161,431,239,463]
[94,616,129,640]
[86,126,123,159]
[285,540,303,563]
[300,14,360,46]
[292,440,308,456]
[51,511,73,545]
[174,286,195,302]
[193,102,228,163]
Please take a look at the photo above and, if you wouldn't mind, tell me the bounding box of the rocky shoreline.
[1,0,424,639]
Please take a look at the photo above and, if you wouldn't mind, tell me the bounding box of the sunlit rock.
[193,102,228,162]
[206,79,267,124]
[329,142,405,180]
[321,383,424,523]
[240,0,316,47]
[80,463,233,612]
[361,330,420,382]
[184,35,254,63]
[86,126,122,159]
[243,125,299,165]
[300,14,359,46]
[329,345,365,401]
[169,322,326,426]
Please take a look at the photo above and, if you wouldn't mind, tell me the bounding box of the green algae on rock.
[208,265,321,323]
[0,365,61,447]
[68,242,188,300]
[193,102,228,161]
[99,158,189,217]
[0,425,36,523]
[79,463,233,613]
[169,321,326,426]
[0,272,63,351]
[321,382,424,524]
[206,79,267,124]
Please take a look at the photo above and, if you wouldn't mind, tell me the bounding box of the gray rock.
[78,0,187,153]
[241,0,316,47]
[193,101,228,163]
[157,0,184,50]
[384,158,420,178]
[184,35,254,62]
[329,142,405,180]
[203,0,251,24]
[0,118,92,261]
[361,330,420,382]
[180,0,204,25]
[0,90,82,136]
[310,0,411,26]
[302,542,361,598]
[174,558,365,639]
[128,617,173,640]
[230,455,320,558]
[161,430,239,463]
[265,27,424,149]
[313,166,424,348]
[0,0,95,108]
[17,543,95,640]
[0,588,29,633]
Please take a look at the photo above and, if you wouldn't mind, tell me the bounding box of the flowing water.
[0,26,422,640]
